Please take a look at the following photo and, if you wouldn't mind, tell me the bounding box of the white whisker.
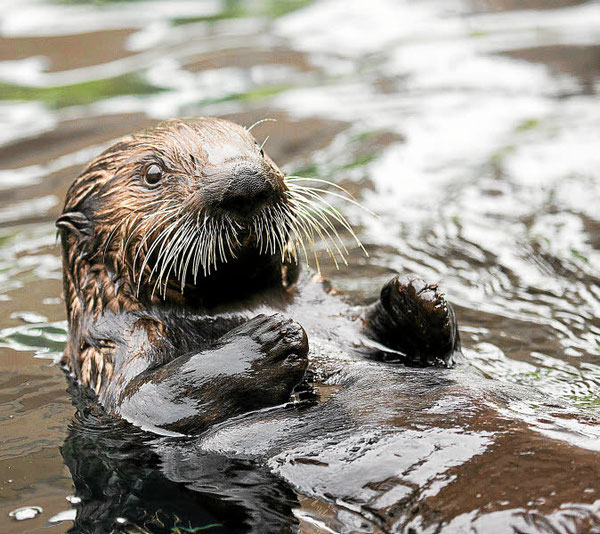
[246,118,277,132]
[117,168,368,296]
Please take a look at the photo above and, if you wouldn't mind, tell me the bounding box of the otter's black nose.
[218,166,274,216]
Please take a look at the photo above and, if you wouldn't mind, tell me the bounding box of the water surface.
[1,0,600,531]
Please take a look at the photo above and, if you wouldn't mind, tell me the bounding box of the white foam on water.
[0,0,221,37]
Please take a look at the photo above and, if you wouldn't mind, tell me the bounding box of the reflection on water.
[59,382,307,533]
[0,0,599,531]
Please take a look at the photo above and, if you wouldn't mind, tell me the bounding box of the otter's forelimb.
[363,275,462,367]
[113,314,308,436]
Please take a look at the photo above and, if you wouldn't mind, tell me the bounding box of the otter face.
[128,119,287,221]
[58,118,362,303]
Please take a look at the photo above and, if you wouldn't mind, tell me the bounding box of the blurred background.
[0,0,599,531]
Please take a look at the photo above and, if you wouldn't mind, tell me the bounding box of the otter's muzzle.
[215,163,276,217]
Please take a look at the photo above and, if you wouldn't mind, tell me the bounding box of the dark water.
[1,0,600,532]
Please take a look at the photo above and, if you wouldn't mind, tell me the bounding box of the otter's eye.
[144,164,163,186]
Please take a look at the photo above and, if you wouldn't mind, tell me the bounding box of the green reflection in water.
[181,84,292,113]
[172,0,313,25]
[516,118,541,131]
[342,154,376,170]
[569,394,600,409]
[0,234,14,248]
[490,144,516,163]
[291,130,384,179]
[0,322,67,354]
[226,84,292,102]
[0,73,164,109]
[571,248,589,263]
[54,0,148,3]
[291,163,319,178]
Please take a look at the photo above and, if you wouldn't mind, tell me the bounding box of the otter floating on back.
[56,117,460,436]
[56,119,600,534]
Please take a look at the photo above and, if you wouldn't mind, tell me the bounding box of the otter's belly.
[164,321,598,533]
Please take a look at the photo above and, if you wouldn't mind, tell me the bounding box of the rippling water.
[1,0,599,531]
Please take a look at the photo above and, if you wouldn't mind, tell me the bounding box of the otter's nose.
[218,165,275,216]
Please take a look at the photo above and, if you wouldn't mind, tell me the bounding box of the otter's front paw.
[250,314,308,364]
[219,314,309,404]
[365,276,461,366]
[223,313,308,364]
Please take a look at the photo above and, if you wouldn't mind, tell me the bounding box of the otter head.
[57,118,361,321]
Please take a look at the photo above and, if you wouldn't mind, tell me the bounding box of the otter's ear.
[56,211,93,240]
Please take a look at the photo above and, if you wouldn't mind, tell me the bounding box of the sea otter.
[56,119,600,534]
[56,117,461,436]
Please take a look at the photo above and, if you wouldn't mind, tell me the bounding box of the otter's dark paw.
[365,276,461,367]
[223,313,308,364]
[118,314,309,435]
[218,314,309,405]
